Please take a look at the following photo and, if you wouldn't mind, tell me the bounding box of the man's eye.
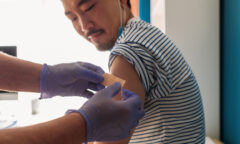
[84,4,95,12]
[72,17,77,22]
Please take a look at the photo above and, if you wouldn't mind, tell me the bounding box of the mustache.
[86,29,104,38]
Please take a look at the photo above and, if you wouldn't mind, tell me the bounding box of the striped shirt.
[109,17,205,144]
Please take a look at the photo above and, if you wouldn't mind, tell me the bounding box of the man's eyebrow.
[65,11,71,15]
[77,0,89,7]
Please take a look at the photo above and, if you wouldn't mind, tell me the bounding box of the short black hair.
[127,0,131,8]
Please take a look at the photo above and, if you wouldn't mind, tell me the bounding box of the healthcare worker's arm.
[90,56,145,144]
[0,113,87,144]
[0,83,144,144]
[0,52,104,98]
[0,52,42,92]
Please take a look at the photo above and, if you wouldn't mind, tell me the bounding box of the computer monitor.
[0,46,17,57]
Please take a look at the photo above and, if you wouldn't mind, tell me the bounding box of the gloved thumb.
[122,89,136,101]
[122,89,142,108]
[102,82,121,98]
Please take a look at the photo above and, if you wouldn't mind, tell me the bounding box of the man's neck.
[123,9,134,27]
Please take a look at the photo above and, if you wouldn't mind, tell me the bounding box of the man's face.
[62,0,122,51]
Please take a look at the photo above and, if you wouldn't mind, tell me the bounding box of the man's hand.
[40,62,105,99]
[67,82,145,142]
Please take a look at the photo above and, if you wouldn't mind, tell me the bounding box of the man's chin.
[94,40,116,52]
[96,48,109,52]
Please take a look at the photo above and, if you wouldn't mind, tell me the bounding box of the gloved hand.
[66,82,145,142]
[40,62,105,99]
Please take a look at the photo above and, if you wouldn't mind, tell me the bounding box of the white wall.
[0,0,109,69]
[151,0,220,139]
[151,0,166,33]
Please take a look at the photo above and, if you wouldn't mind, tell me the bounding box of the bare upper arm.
[110,55,145,104]
[89,55,145,144]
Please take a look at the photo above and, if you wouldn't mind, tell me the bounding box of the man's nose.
[78,15,94,33]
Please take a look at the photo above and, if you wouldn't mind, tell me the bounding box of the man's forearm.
[0,52,42,92]
[0,113,86,144]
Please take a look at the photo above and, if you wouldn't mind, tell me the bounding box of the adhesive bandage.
[101,73,126,87]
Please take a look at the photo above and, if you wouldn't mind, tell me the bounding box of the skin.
[0,52,41,93]
[61,0,145,143]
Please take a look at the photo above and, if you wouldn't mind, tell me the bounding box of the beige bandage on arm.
[101,73,126,87]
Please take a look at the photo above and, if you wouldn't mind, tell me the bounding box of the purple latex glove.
[40,62,105,99]
[66,82,145,142]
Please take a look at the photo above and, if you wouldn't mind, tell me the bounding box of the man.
[61,0,205,143]
[0,52,145,144]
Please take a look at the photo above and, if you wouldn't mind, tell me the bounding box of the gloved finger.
[122,91,142,108]
[121,89,136,101]
[88,83,105,91]
[137,110,145,120]
[101,82,121,98]
[122,130,131,140]
[129,111,144,129]
[139,109,145,119]
[79,68,104,83]
[81,90,94,99]
[81,62,105,74]
[130,121,139,129]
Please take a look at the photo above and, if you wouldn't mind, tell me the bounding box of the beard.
[85,28,118,51]
[94,38,116,51]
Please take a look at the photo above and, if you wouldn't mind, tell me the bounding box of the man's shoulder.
[125,17,157,32]
[118,18,167,47]
[123,18,164,39]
